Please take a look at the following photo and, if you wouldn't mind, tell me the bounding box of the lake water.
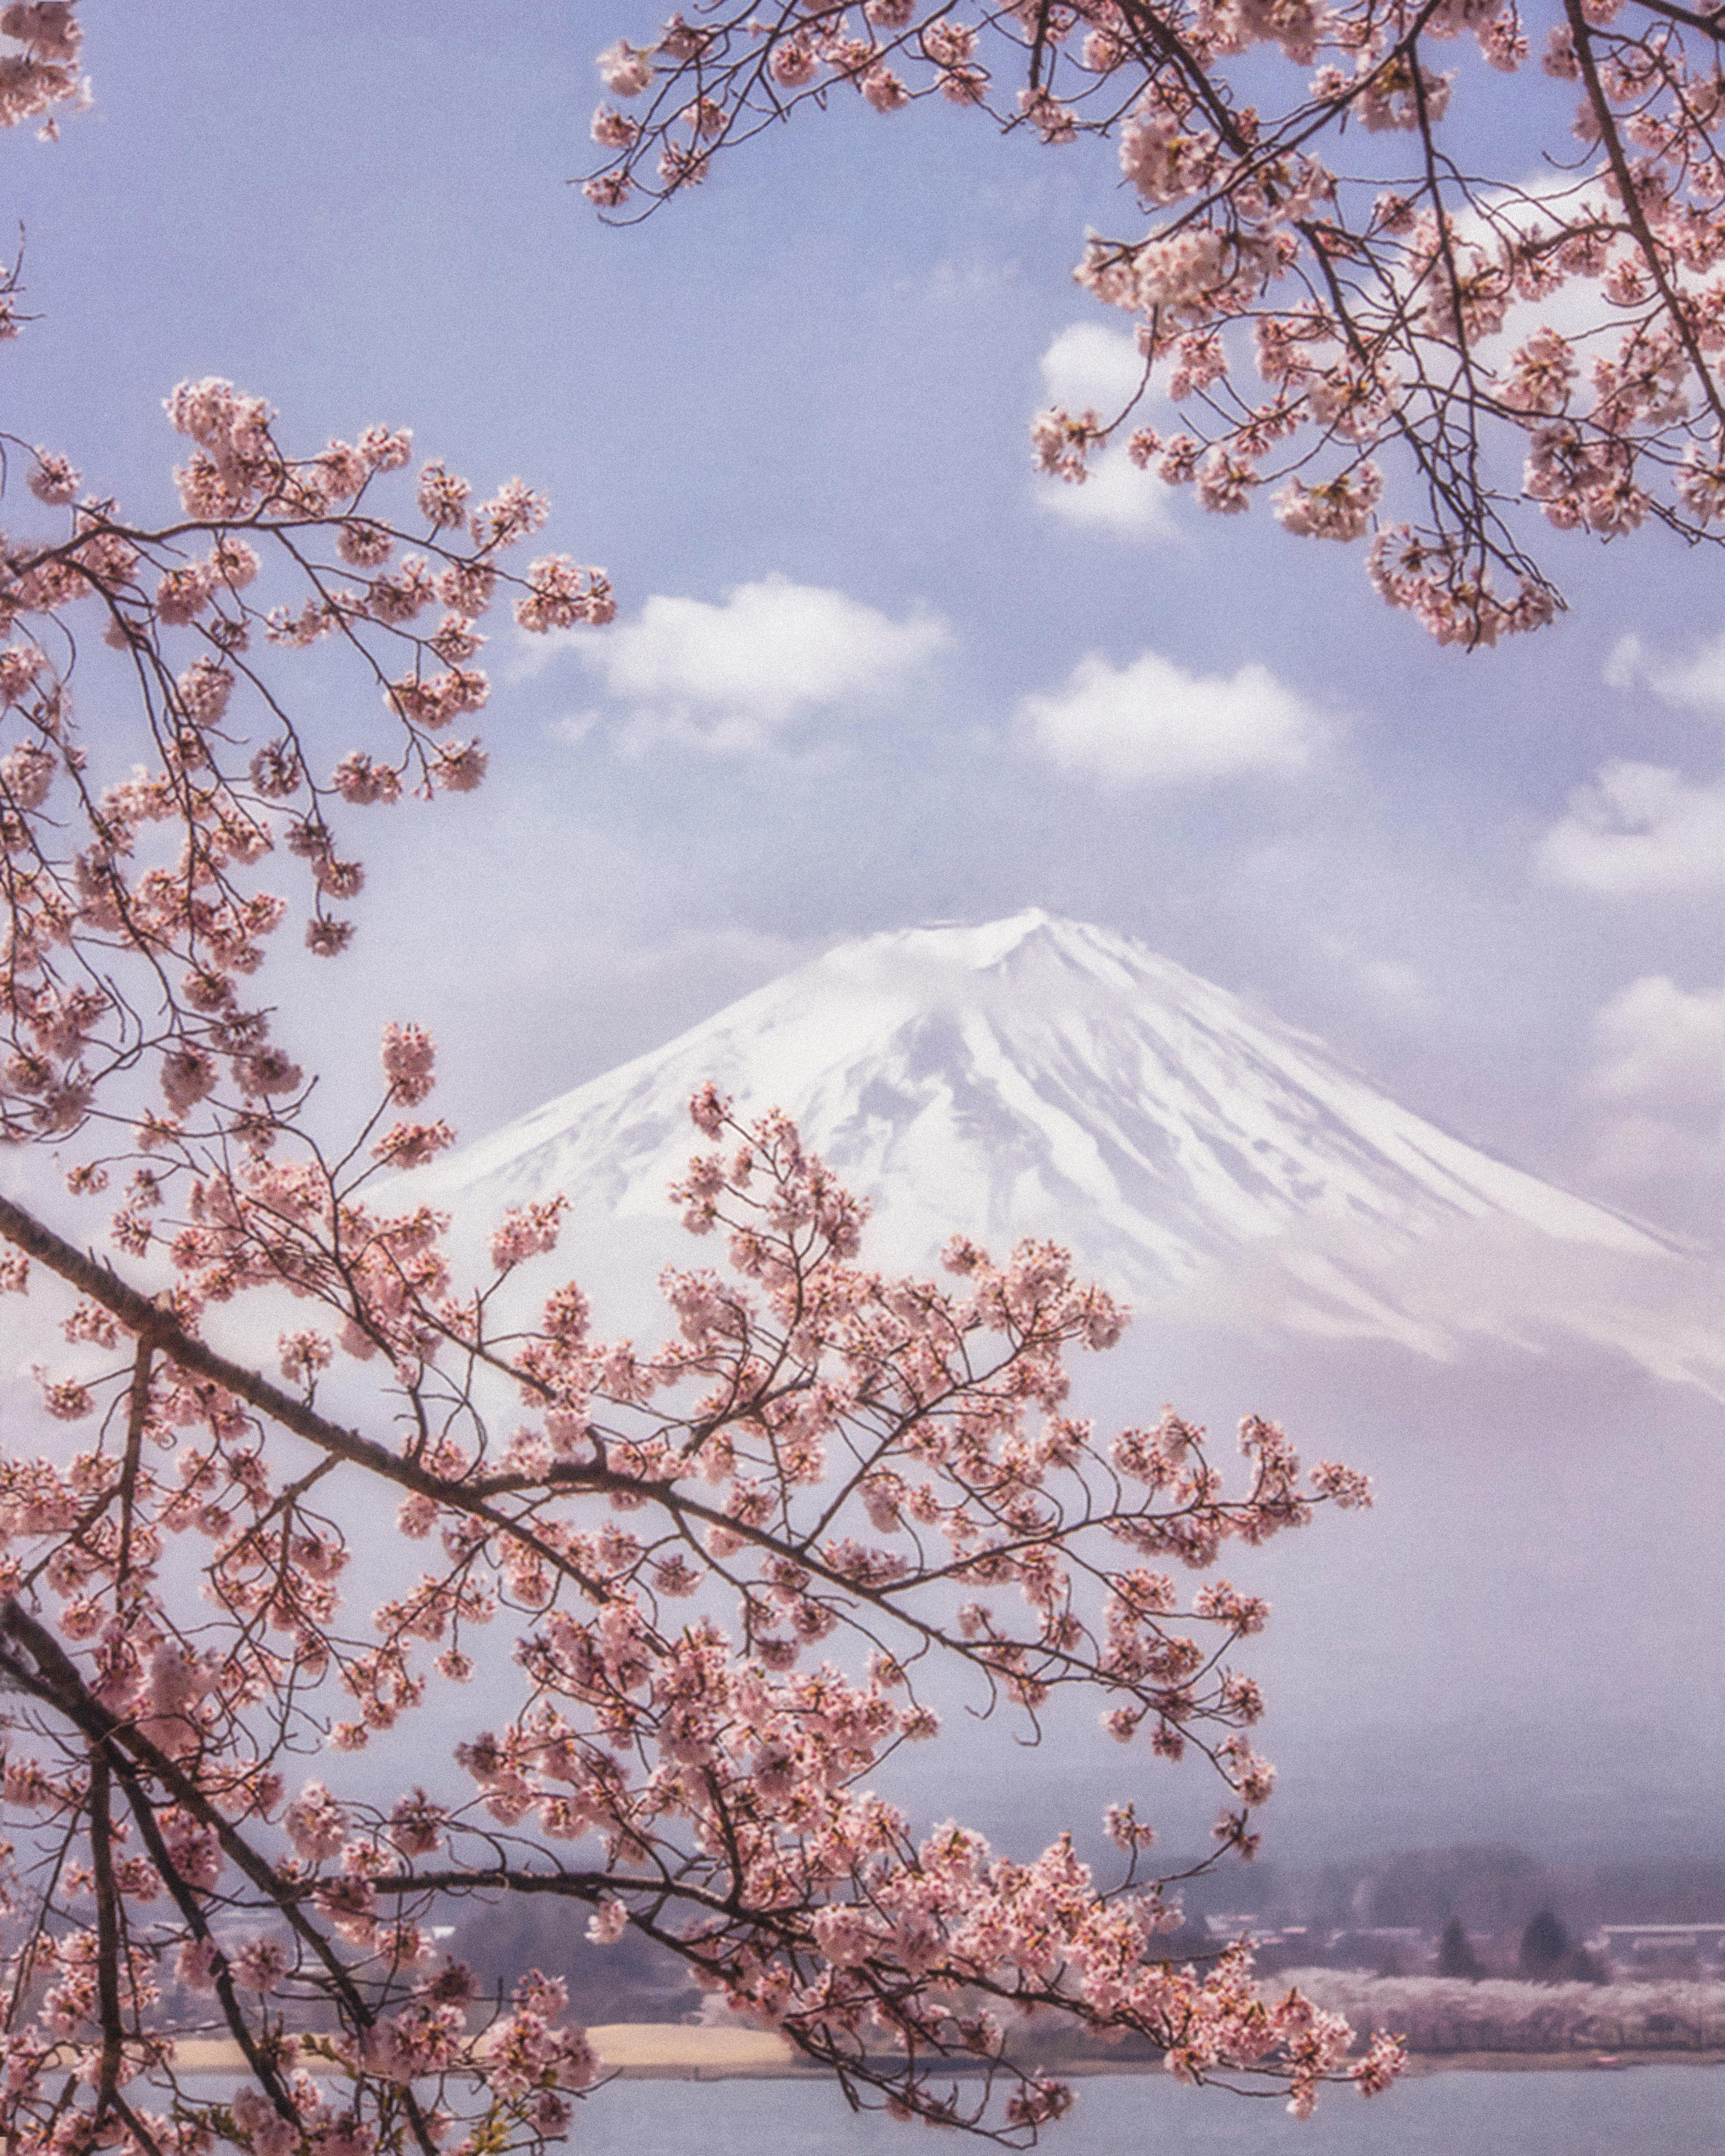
[563,2066,1724,2156]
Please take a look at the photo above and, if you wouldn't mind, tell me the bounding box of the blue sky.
[11,0,1721,1236]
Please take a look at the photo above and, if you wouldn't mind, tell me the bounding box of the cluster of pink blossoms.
[0,1066,1404,2149]
[0,3,83,136]
[587,1,1725,646]
[0,347,614,1154]
[0,8,1414,2150]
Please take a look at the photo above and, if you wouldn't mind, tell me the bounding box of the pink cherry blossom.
[580,0,1725,648]
[0,13,1413,2150]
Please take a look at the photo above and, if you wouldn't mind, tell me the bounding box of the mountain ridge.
[417,910,1717,1387]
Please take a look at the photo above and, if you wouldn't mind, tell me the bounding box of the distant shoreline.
[165,2027,1725,2080]
[1394,2048,1725,2076]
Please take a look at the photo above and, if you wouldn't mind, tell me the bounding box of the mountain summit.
[424,911,1715,1384]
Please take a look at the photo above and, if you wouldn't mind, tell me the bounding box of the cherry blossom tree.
[0,7,1402,2151]
[586,0,1725,646]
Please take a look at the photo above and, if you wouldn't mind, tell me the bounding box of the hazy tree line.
[1286,1970,1725,2056]
[448,1842,1725,2029]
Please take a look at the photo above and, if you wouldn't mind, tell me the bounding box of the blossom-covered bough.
[0,7,1403,2151]
[587,0,1725,646]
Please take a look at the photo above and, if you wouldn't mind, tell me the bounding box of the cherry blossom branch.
[0,1191,617,1603]
[1566,0,1725,432]
[0,14,1411,2145]
[586,0,1725,642]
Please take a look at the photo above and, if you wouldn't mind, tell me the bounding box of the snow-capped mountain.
[405,914,1725,1856]
[420,911,1718,1385]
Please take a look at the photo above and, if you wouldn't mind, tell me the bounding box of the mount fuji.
[407,912,1725,1855]
[419,911,1718,1389]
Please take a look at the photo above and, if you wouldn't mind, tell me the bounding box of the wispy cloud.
[1586,974,1725,1189]
[1019,648,1329,787]
[1591,975,1725,1112]
[520,575,951,751]
[1039,321,1147,412]
[1604,631,1725,714]
[1535,762,1725,893]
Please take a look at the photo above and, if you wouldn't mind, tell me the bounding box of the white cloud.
[1586,976,1725,1191]
[1651,641,1725,712]
[1033,322,1173,539]
[1037,450,1175,538]
[1019,649,1327,788]
[1591,976,1725,1112]
[1535,762,1725,893]
[1603,631,1725,714]
[1602,633,1644,693]
[1039,321,1147,413]
[523,576,950,750]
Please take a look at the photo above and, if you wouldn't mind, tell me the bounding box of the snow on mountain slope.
[419,911,1720,1384]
